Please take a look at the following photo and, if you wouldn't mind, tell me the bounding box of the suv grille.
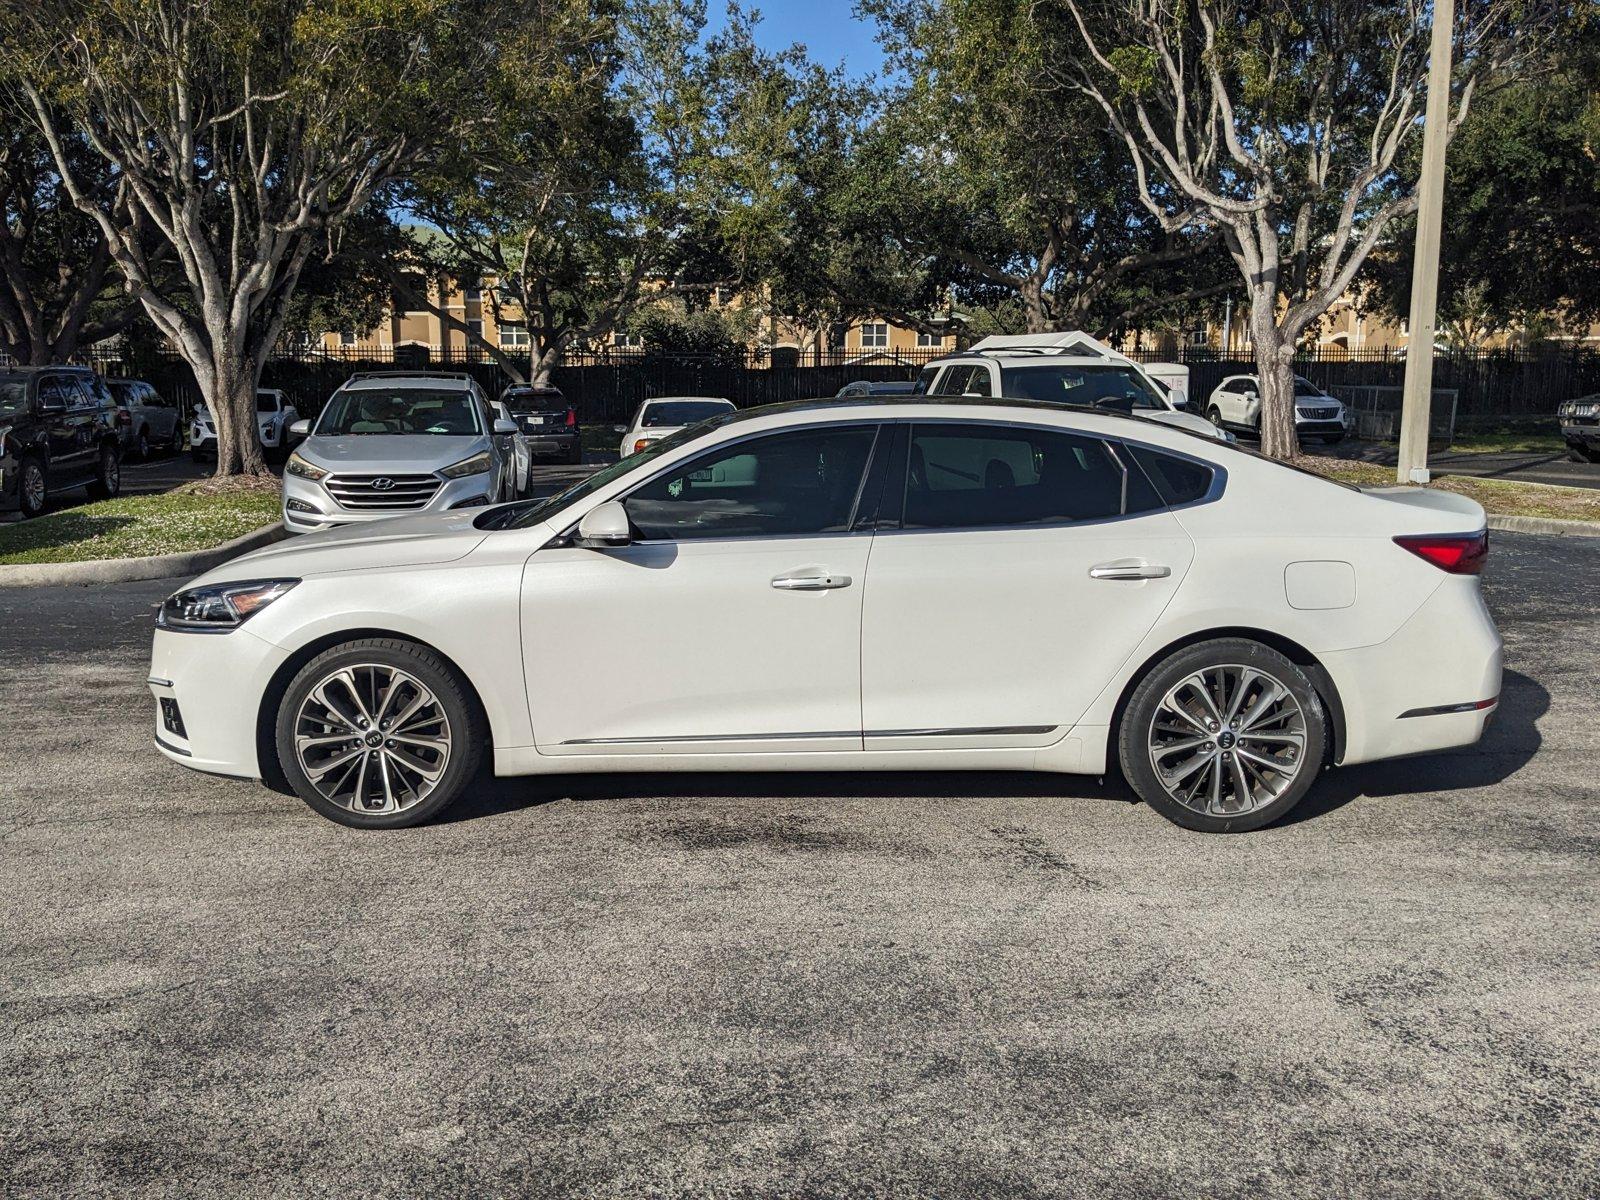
[1297,405,1339,420]
[325,473,442,510]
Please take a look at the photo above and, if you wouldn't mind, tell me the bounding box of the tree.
[843,0,1232,339]
[1363,24,1600,343]
[1059,0,1535,457]
[7,0,565,476]
[0,115,142,364]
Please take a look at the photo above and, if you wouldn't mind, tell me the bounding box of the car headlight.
[158,579,298,633]
[440,450,491,479]
[285,451,328,481]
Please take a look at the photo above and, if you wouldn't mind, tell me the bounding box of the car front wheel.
[275,637,486,828]
[19,457,47,518]
[1118,638,1328,833]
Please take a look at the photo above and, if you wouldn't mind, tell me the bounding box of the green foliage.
[631,307,749,365]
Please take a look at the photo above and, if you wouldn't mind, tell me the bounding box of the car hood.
[298,434,486,474]
[196,510,489,584]
[1147,410,1227,440]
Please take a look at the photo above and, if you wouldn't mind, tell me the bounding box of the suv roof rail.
[965,331,1124,359]
[343,370,477,384]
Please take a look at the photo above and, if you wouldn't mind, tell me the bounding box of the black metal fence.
[97,343,1600,430]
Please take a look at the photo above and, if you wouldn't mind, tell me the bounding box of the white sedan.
[149,398,1501,833]
[619,396,735,458]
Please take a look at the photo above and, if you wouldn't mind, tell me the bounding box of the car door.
[39,376,95,485]
[522,421,885,755]
[858,420,1196,750]
[142,385,175,442]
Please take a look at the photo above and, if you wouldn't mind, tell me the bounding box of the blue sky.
[707,1,887,78]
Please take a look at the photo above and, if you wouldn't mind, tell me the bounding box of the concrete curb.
[0,522,287,589]
[1487,514,1600,538]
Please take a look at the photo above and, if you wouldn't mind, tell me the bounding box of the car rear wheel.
[275,638,485,829]
[86,444,120,499]
[1570,445,1598,464]
[136,428,151,460]
[1118,638,1327,833]
[19,457,47,518]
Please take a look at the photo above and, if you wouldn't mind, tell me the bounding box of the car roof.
[719,395,1171,433]
[644,395,734,405]
[343,372,476,391]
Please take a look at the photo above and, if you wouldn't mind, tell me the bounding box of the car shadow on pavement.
[1275,667,1548,826]
[448,668,1547,828]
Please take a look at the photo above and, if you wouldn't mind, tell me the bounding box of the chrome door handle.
[771,574,852,591]
[1088,561,1172,580]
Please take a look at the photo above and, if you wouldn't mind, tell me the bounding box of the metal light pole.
[1397,0,1456,484]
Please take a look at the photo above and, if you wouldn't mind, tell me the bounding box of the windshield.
[0,378,26,419]
[479,417,732,531]
[1294,377,1329,397]
[999,365,1167,410]
[315,388,481,436]
[641,400,733,427]
[504,389,567,413]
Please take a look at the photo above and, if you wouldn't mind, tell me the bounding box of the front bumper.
[1296,416,1347,438]
[1561,421,1599,448]
[281,469,492,533]
[149,626,290,778]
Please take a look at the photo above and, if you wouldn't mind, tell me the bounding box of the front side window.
[622,425,878,541]
[315,388,483,436]
[999,365,1166,410]
[930,366,973,396]
[913,366,939,395]
[902,424,1161,530]
[256,393,279,413]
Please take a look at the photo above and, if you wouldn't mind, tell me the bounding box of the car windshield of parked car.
[999,365,1166,410]
[1294,377,1330,397]
[0,377,26,418]
[641,400,732,427]
[315,388,481,436]
[503,389,566,413]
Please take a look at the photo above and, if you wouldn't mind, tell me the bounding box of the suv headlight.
[285,450,328,481]
[158,579,298,632]
[440,450,491,479]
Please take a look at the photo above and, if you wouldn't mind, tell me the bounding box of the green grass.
[0,489,281,565]
[1445,431,1565,455]
[1296,456,1600,523]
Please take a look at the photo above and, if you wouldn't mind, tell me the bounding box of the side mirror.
[574,500,632,549]
[288,418,311,436]
[493,417,519,435]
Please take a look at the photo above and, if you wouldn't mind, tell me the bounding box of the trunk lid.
[1361,485,1486,533]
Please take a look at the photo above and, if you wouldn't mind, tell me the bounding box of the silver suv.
[281,372,520,533]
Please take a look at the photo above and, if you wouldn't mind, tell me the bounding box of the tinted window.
[623,425,878,540]
[930,366,972,396]
[256,393,279,413]
[913,366,938,395]
[999,365,1165,410]
[504,388,567,413]
[0,378,26,418]
[903,424,1137,529]
[1128,444,1217,505]
[315,388,482,436]
[641,400,734,428]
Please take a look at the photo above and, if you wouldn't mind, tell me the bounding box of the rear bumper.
[1323,578,1502,766]
[525,431,580,457]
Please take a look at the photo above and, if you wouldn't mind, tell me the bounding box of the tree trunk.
[1254,329,1301,460]
[1020,277,1052,333]
[204,350,271,477]
[528,337,564,388]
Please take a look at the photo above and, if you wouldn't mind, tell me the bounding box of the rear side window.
[903,424,1154,529]
[1127,444,1216,506]
[913,366,938,395]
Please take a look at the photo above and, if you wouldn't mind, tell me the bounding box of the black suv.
[501,384,581,464]
[0,366,123,519]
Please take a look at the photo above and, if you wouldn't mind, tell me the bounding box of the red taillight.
[1394,531,1488,574]
[117,409,131,426]
[565,408,577,427]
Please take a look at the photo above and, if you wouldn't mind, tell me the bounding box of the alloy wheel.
[22,462,46,513]
[292,663,453,816]
[1146,664,1308,816]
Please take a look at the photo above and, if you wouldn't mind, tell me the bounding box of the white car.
[491,400,533,497]
[619,396,735,457]
[191,388,300,461]
[149,398,1501,834]
[1206,374,1349,443]
[915,332,1226,440]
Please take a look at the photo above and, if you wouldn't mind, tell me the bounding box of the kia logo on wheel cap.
[370,477,395,491]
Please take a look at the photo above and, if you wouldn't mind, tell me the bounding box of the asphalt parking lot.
[3,532,1597,1197]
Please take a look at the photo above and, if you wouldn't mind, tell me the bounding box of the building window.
[464,280,483,302]
[614,332,644,349]
[500,322,530,347]
[339,331,356,347]
[916,330,942,348]
[1188,328,1209,347]
[860,322,889,349]
[714,285,733,305]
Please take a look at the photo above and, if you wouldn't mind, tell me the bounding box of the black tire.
[86,444,120,499]
[1207,405,1224,431]
[274,637,486,829]
[135,427,151,461]
[1569,446,1598,464]
[1118,638,1328,833]
[18,457,47,519]
[169,422,184,455]
[566,442,583,465]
